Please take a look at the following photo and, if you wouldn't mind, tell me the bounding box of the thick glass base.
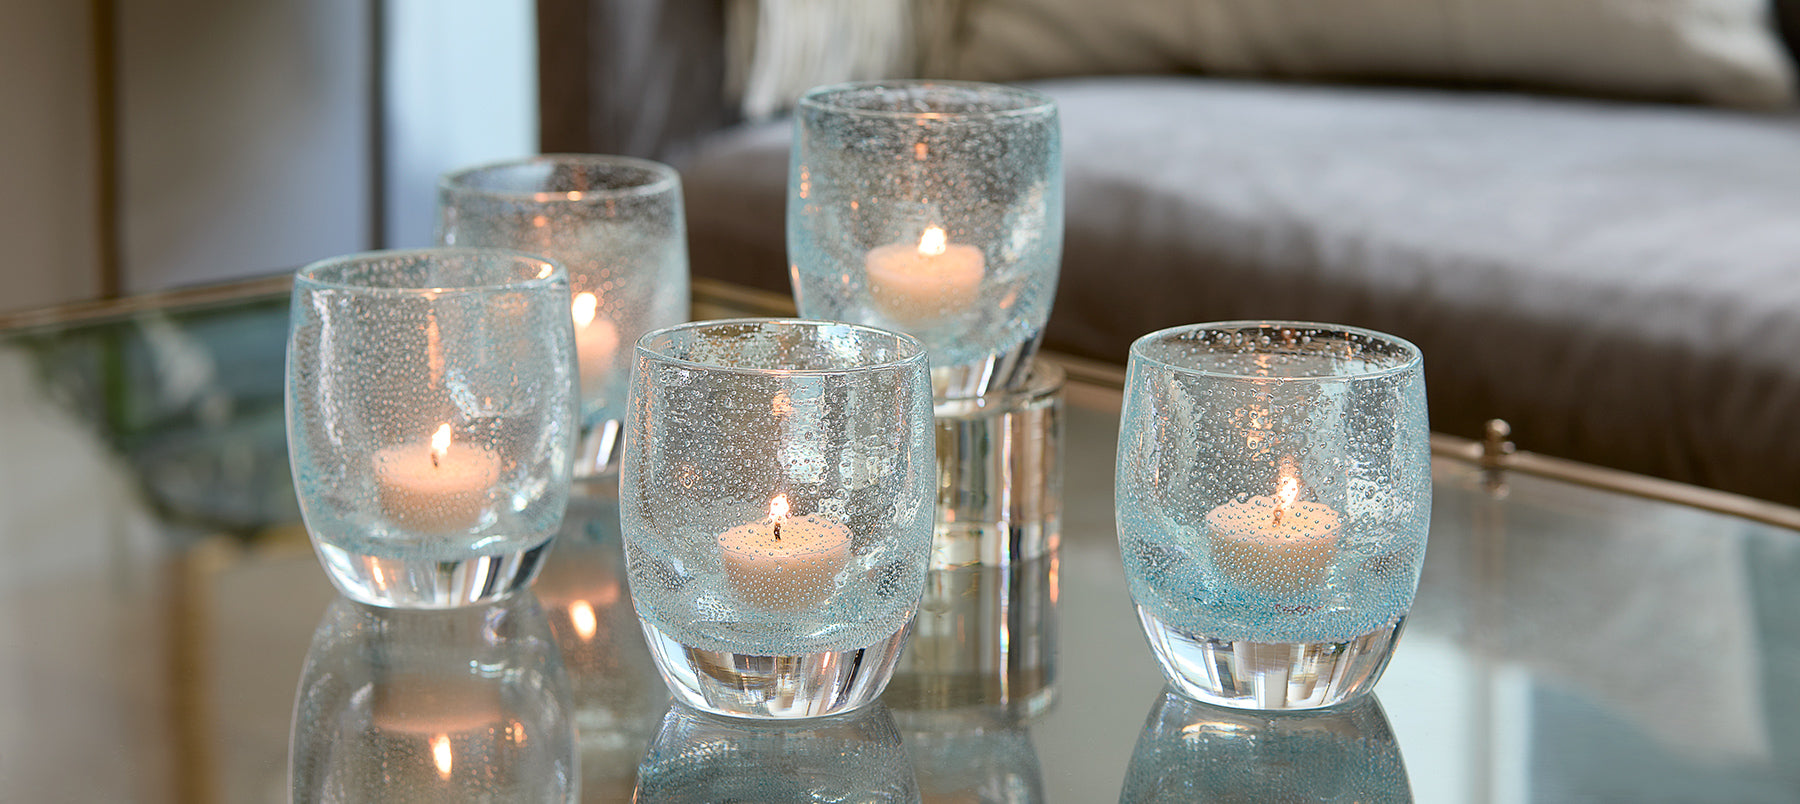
[639,618,913,719]
[931,361,1062,568]
[932,337,1041,400]
[1137,606,1405,710]
[314,538,553,609]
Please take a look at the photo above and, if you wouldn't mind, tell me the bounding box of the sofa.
[540,0,1800,507]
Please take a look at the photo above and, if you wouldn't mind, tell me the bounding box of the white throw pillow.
[934,0,1797,107]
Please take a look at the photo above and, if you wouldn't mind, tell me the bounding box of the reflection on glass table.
[1120,689,1409,802]
[3,277,1800,802]
[289,592,576,802]
[636,701,919,803]
[534,496,670,800]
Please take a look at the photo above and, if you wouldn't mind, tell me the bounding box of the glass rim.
[1129,320,1424,382]
[438,153,681,203]
[635,318,929,377]
[797,79,1057,121]
[294,247,566,295]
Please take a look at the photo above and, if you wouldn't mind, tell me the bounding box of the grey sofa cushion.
[682,76,1800,505]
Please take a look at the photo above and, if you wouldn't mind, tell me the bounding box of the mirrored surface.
[2,282,1799,801]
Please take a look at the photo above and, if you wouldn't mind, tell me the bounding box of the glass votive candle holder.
[620,319,937,719]
[438,155,690,477]
[788,80,1062,400]
[1115,322,1430,710]
[286,248,578,608]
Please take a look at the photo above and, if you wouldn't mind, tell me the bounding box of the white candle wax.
[570,291,620,399]
[719,497,853,610]
[864,226,985,326]
[1205,485,1342,595]
[374,425,501,533]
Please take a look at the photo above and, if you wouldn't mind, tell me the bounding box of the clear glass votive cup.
[788,80,1062,400]
[438,155,690,477]
[286,248,578,608]
[620,319,937,719]
[1115,322,1430,710]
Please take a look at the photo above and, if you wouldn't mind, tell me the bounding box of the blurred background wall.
[0,0,537,313]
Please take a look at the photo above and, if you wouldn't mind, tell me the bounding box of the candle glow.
[919,226,948,257]
[431,733,453,779]
[1205,459,1343,594]
[863,225,985,325]
[374,423,500,532]
[718,496,852,609]
[431,423,451,467]
[569,600,598,641]
[572,292,598,327]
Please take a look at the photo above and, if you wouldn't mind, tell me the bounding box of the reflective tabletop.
[2,278,1798,802]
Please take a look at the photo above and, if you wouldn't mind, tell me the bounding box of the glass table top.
[2,278,1798,802]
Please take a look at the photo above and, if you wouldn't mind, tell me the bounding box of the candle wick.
[1271,507,1283,528]
[431,452,439,469]
[773,521,781,542]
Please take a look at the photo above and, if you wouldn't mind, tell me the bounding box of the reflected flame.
[571,292,598,327]
[769,495,790,520]
[919,226,948,257]
[431,733,453,779]
[569,600,597,641]
[430,424,452,465]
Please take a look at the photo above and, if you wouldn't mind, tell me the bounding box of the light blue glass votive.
[286,248,577,608]
[439,155,690,478]
[1116,322,1430,710]
[789,81,1062,400]
[621,319,937,719]
[1120,689,1411,802]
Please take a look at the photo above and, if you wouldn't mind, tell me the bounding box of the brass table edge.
[0,273,294,333]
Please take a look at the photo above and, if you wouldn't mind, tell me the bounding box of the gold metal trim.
[1432,428,1800,531]
[0,273,293,333]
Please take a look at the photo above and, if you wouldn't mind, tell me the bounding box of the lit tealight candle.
[719,494,853,609]
[374,423,502,532]
[864,226,985,326]
[571,291,620,400]
[1205,462,1342,595]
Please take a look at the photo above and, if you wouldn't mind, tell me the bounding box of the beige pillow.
[931,0,1798,107]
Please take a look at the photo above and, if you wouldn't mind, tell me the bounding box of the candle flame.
[1273,460,1300,526]
[431,733,453,779]
[769,495,789,520]
[569,600,597,641]
[571,292,598,327]
[919,226,948,257]
[430,424,452,467]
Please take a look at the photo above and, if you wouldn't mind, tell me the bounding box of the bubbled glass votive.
[788,80,1062,400]
[621,319,936,719]
[439,155,689,477]
[1116,322,1430,710]
[286,248,577,608]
